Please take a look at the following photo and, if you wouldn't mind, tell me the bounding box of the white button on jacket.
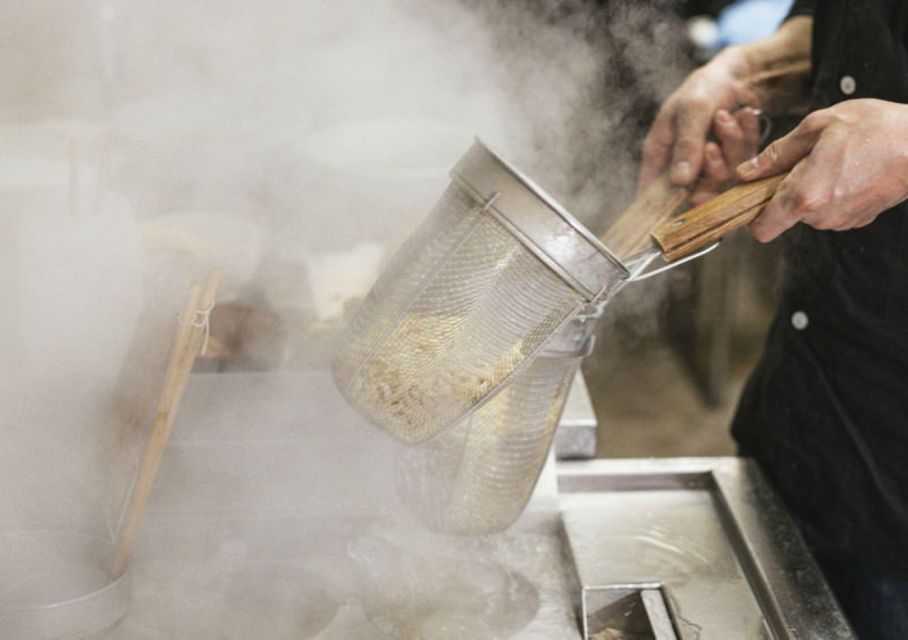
[840,75,857,95]
[791,311,809,331]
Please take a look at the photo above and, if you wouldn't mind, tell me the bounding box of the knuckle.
[676,129,702,145]
[801,112,820,129]
[791,187,828,214]
[674,146,701,165]
[764,141,783,166]
[686,95,710,111]
[750,223,773,243]
[719,118,742,137]
[642,136,669,162]
[802,109,834,133]
[674,137,701,155]
[802,111,823,129]
[810,217,837,230]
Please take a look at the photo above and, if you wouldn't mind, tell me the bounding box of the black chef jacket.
[731,0,908,575]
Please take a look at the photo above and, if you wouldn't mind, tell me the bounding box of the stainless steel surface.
[554,372,598,460]
[332,140,628,446]
[641,588,678,640]
[558,458,855,640]
[582,586,677,640]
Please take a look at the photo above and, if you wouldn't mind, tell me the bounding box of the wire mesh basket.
[332,141,626,444]
[394,313,597,534]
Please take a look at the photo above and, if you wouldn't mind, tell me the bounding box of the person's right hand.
[639,47,759,193]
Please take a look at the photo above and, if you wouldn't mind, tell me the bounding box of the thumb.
[736,115,822,181]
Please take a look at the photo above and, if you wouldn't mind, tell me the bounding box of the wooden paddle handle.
[651,172,788,261]
[598,174,690,260]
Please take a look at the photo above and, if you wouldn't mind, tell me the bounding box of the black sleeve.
[787,0,814,17]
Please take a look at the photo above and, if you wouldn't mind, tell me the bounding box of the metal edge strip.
[710,461,856,639]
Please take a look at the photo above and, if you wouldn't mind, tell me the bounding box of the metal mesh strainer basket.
[333,141,626,444]
[394,313,598,534]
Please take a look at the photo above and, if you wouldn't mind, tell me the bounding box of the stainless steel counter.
[558,458,855,639]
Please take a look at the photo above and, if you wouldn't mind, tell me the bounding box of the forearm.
[720,16,813,78]
[715,16,813,116]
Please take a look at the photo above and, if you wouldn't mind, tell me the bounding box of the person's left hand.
[735,98,908,242]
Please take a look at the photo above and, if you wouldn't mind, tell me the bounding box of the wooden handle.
[599,174,689,260]
[651,172,788,261]
[111,269,221,577]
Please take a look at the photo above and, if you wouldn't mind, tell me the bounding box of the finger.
[748,191,800,242]
[729,107,760,160]
[748,161,817,242]
[691,142,731,203]
[851,212,882,229]
[714,109,747,168]
[670,100,714,185]
[734,84,760,110]
[771,127,847,236]
[737,112,824,181]
[734,107,761,161]
[690,119,741,205]
[639,108,676,193]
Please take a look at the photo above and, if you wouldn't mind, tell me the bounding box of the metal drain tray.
[557,458,855,640]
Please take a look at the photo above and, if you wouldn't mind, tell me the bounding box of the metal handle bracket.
[626,241,720,282]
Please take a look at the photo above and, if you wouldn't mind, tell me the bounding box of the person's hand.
[639,47,758,191]
[736,99,908,242]
[689,107,761,205]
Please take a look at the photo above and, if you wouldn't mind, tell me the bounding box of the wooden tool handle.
[111,270,221,577]
[651,172,788,261]
[599,174,689,260]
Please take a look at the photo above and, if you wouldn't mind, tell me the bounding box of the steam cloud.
[0,0,690,637]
